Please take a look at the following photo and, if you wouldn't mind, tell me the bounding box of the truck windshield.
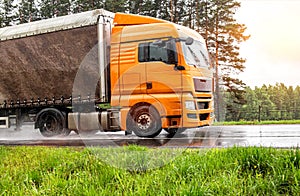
[181,39,210,68]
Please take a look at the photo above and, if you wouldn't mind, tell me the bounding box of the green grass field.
[0,146,299,195]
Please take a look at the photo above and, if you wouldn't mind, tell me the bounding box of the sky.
[235,0,300,88]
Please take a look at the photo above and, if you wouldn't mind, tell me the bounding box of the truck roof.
[0,9,114,41]
[114,12,168,26]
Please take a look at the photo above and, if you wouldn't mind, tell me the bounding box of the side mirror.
[185,37,194,45]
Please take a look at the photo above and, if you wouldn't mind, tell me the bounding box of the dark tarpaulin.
[0,25,100,103]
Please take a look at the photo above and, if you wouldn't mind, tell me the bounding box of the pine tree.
[17,0,39,24]
[194,0,249,121]
[236,84,300,121]
[56,0,71,16]
[72,0,103,13]
[255,85,275,120]
[39,0,56,18]
[182,0,196,28]
[138,0,159,17]
[293,86,300,119]
[102,0,128,13]
[0,0,17,26]
[240,86,258,121]
[154,0,185,23]
[0,1,4,27]
[39,0,71,19]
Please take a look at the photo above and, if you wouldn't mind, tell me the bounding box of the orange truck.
[0,9,214,137]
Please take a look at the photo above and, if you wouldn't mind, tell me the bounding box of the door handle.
[146,82,152,89]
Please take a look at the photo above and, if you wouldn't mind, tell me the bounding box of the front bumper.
[182,93,214,127]
[161,92,214,129]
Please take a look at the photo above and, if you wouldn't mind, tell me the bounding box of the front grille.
[197,102,209,110]
[193,78,212,92]
[200,113,209,121]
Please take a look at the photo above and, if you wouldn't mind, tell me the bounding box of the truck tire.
[127,105,162,137]
[36,108,70,137]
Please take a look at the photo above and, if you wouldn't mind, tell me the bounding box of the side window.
[149,43,168,63]
[138,40,177,64]
[138,43,148,62]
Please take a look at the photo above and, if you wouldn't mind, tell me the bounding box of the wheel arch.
[127,101,166,120]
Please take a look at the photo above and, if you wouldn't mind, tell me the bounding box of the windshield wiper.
[200,51,209,66]
[187,46,201,66]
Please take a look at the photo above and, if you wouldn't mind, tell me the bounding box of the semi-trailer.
[0,9,214,137]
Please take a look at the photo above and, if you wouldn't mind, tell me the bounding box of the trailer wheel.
[127,105,162,137]
[36,108,70,137]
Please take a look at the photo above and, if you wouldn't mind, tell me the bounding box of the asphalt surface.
[0,123,300,148]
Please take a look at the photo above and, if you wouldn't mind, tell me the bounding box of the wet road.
[0,123,300,148]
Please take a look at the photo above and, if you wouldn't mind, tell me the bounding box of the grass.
[0,146,299,195]
[214,119,300,126]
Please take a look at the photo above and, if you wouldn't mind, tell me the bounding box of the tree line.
[0,0,249,121]
[224,83,300,121]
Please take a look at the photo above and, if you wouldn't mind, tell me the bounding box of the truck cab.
[110,13,214,137]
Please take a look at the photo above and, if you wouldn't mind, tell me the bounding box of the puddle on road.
[0,124,299,148]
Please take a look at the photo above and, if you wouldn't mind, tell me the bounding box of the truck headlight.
[185,101,196,110]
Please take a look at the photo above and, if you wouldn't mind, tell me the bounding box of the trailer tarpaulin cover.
[0,9,114,102]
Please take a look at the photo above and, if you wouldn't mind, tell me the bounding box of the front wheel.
[127,105,162,137]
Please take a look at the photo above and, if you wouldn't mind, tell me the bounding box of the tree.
[56,0,72,16]
[293,86,300,119]
[39,0,71,19]
[233,84,300,122]
[156,0,186,23]
[127,0,160,17]
[102,0,128,13]
[240,86,258,121]
[255,85,275,120]
[17,0,39,24]
[39,0,56,18]
[194,0,249,121]
[0,2,3,27]
[72,0,103,13]
[0,0,17,27]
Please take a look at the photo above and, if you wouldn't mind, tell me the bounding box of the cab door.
[140,40,183,118]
